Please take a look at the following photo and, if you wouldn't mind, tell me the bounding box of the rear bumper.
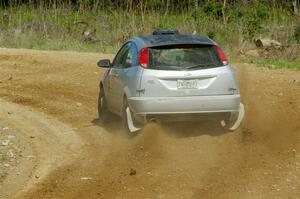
[128,94,240,117]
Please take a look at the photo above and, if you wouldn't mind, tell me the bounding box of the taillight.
[139,47,149,68]
[213,45,228,66]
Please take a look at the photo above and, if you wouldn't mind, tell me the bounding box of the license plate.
[177,79,198,89]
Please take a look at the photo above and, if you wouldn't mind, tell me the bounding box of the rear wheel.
[122,98,142,135]
[98,86,110,122]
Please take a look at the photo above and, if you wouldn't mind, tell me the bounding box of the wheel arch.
[99,81,104,89]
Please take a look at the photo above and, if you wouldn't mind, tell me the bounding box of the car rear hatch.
[137,44,239,97]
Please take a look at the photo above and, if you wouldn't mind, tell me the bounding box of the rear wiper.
[186,64,216,70]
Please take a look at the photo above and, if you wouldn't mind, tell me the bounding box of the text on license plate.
[177,79,198,89]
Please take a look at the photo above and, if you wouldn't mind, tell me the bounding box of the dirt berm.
[0,48,299,199]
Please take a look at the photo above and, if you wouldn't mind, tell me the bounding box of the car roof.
[130,33,215,49]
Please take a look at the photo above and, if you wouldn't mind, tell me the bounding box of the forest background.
[0,0,300,68]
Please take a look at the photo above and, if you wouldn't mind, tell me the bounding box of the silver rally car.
[97,30,244,133]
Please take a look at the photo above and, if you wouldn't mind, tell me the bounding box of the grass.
[0,5,299,68]
[255,59,300,70]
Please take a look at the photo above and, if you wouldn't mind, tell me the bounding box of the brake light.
[213,45,228,66]
[139,47,149,68]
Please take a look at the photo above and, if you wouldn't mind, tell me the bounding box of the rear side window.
[148,45,222,70]
[112,42,138,68]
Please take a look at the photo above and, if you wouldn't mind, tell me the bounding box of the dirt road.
[0,48,299,199]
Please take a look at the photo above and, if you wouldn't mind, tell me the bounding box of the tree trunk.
[255,38,282,49]
[194,0,198,9]
[164,0,169,17]
[293,0,299,15]
[222,0,227,27]
[252,0,257,16]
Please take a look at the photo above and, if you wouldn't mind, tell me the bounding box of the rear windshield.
[148,45,222,70]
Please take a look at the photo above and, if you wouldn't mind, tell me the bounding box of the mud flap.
[229,103,245,131]
[126,107,141,133]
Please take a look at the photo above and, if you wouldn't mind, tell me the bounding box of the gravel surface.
[0,123,23,184]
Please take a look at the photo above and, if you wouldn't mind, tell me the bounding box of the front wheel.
[122,98,142,134]
[98,86,110,122]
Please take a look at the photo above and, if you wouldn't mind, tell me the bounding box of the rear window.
[148,45,222,70]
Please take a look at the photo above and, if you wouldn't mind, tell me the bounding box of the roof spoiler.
[152,29,179,35]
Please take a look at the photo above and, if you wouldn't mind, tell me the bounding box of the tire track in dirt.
[0,99,84,198]
[0,48,300,198]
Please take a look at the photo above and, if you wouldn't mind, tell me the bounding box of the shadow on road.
[91,115,124,133]
[160,121,229,138]
[92,117,229,138]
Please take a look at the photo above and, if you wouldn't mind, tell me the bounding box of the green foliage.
[0,2,299,61]
[147,0,162,10]
[294,24,300,44]
[77,0,93,5]
[243,17,262,41]
[190,9,202,20]
[157,21,171,29]
[206,31,215,39]
[238,2,270,41]
[228,8,243,22]
[202,0,222,19]
[255,2,269,21]
[0,0,298,14]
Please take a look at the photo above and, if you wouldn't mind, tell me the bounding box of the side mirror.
[97,59,111,68]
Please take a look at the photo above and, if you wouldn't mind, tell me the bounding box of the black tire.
[98,86,110,122]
